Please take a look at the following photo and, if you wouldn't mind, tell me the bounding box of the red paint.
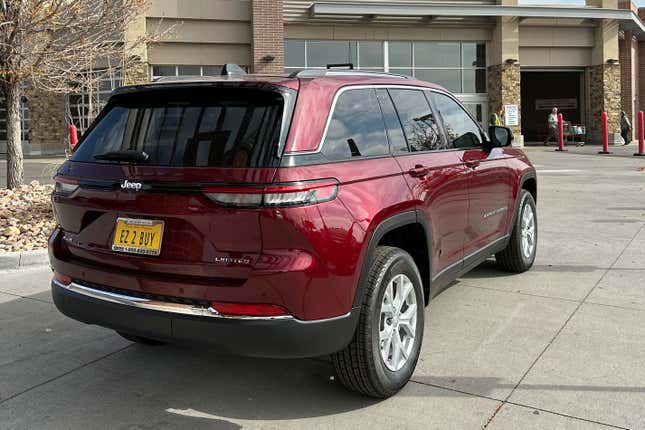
[636,111,645,156]
[69,124,78,150]
[557,113,565,151]
[49,74,535,322]
[600,111,610,154]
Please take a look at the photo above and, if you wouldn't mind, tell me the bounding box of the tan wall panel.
[519,26,595,48]
[285,24,491,41]
[520,47,592,67]
[148,18,251,44]
[148,0,250,21]
[148,43,251,66]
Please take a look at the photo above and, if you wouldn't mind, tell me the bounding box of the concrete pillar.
[487,12,522,145]
[251,0,284,74]
[123,10,149,85]
[588,17,621,144]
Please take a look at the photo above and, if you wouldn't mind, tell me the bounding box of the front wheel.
[332,246,425,398]
[496,190,537,272]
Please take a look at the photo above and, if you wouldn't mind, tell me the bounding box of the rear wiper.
[94,150,149,162]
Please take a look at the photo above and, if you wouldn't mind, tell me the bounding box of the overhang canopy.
[310,1,645,39]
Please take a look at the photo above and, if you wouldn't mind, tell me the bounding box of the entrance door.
[520,70,584,142]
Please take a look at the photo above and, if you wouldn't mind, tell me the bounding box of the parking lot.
[1,145,644,429]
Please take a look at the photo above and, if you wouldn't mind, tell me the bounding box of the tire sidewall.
[516,191,537,267]
[368,251,425,393]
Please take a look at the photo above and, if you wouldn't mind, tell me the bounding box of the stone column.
[487,13,523,145]
[27,87,67,155]
[251,0,284,74]
[587,16,621,144]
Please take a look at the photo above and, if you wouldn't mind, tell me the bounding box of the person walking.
[544,107,559,146]
[621,111,632,145]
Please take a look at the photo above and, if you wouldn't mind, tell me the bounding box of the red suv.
[50,66,537,398]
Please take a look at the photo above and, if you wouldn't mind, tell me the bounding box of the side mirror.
[488,126,513,147]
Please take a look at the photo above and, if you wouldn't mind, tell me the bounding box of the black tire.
[495,190,537,272]
[332,246,425,398]
[117,331,167,346]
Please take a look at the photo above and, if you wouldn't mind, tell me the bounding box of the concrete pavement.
[1,145,644,429]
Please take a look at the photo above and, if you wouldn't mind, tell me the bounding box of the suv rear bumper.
[52,279,359,358]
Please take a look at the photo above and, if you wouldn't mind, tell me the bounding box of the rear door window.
[72,88,287,167]
[321,88,389,161]
[428,92,483,149]
[388,89,445,151]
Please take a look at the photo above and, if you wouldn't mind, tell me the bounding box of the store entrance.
[520,70,584,143]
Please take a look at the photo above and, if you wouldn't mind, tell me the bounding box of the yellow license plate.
[112,218,164,256]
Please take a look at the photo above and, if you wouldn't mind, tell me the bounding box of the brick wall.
[251,0,284,74]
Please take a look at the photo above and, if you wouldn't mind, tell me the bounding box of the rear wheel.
[496,190,537,272]
[332,246,424,398]
[117,331,166,346]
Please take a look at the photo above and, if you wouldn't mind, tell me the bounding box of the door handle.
[408,164,429,177]
[465,159,480,169]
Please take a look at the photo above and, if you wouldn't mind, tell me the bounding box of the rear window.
[72,88,287,167]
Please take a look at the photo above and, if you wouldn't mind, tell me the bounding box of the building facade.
[5,0,645,155]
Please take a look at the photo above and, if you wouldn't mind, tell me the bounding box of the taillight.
[210,301,290,317]
[203,179,338,208]
[54,176,79,194]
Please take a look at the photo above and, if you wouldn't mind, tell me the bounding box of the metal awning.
[310,2,645,39]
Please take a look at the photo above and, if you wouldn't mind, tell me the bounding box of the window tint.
[388,89,444,152]
[72,88,285,167]
[322,89,389,161]
[429,92,483,149]
[375,89,407,153]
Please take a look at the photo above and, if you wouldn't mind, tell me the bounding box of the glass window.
[151,65,176,77]
[177,65,202,76]
[72,88,285,168]
[462,69,487,94]
[389,42,412,67]
[388,89,444,152]
[285,40,305,67]
[462,43,486,68]
[322,89,389,161]
[414,69,462,93]
[201,66,221,76]
[429,92,483,149]
[376,89,408,153]
[306,40,357,68]
[358,41,384,68]
[414,42,460,68]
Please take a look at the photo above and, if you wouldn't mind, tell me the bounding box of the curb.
[0,249,49,271]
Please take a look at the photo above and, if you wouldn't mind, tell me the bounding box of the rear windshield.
[72,87,287,167]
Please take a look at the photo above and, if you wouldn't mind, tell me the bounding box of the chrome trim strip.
[290,84,477,156]
[53,280,352,323]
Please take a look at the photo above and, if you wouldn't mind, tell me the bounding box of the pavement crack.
[480,222,645,429]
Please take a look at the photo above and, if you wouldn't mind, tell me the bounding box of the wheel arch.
[352,211,433,308]
[508,170,538,236]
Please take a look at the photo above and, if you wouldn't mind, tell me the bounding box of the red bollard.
[555,113,566,151]
[598,111,611,154]
[635,111,645,157]
[69,124,78,152]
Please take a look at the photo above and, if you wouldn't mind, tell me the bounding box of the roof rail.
[289,69,410,79]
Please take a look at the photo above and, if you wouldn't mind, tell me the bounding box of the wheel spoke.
[391,331,401,367]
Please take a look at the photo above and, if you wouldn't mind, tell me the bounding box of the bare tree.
[0,0,151,188]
